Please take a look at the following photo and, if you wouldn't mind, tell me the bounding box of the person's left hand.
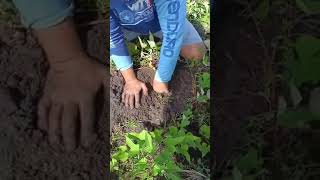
[152,79,169,93]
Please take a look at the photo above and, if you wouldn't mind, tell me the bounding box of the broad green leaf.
[198,72,210,90]
[180,117,190,128]
[184,133,199,148]
[166,136,185,146]
[135,158,148,171]
[287,36,320,86]
[167,145,177,154]
[278,108,316,128]
[255,0,269,20]
[110,158,118,171]
[296,0,320,14]
[295,36,320,59]
[199,143,210,157]
[236,148,262,174]
[296,0,310,13]
[150,131,155,138]
[154,129,163,143]
[166,161,182,173]
[118,145,127,152]
[112,151,128,162]
[177,128,186,136]
[144,132,154,153]
[126,136,139,155]
[118,152,128,162]
[179,145,191,163]
[197,95,209,103]
[200,124,210,140]
[181,144,189,151]
[169,126,178,136]
[129,130,146,141]
[152,164,161,176]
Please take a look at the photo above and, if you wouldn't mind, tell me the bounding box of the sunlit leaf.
[200,124,210,140]
[126,136,139,155]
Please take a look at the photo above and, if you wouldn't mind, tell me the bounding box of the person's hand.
[152,79,169,94]
[37,53,106,151]
[122,79,148,109]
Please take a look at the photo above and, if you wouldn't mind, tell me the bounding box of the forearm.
[121,68,138,83]
[34,18,84,66]
[154,0,187,82]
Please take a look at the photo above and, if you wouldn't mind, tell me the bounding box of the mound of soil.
[110,65,195,126]
[0,23,108,180]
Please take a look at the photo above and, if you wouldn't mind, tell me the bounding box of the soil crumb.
[0,24,108,180]
[110,65,194,126]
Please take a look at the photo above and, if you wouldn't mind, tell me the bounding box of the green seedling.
[111,105,210,179]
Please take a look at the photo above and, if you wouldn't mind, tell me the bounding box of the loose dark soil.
[110,64,195,127]
[0,24,109,180]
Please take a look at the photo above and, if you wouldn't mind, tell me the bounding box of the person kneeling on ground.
[110,0,206,109]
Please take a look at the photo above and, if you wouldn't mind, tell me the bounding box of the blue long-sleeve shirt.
[111,0,187,82]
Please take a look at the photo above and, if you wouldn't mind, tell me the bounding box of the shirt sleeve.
[12,0,74,29]
[110,10,133,71]
[154,0,187,82]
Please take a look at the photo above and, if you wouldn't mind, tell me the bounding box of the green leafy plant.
[127,33,161,69]
[187,0,210,35]
[111,1,210,179]
[285,36,320,87]
[196,72,210,103]
[296,0,320,14]
[111,106,210,179]
[278,35,320,128]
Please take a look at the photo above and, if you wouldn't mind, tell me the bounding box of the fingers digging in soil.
[48,104,62,147]
[142,83,148,96]
[62,103,78,151]
[80,98,97,147]
[129,95,134,109]
[125,94,129,107]
[134,93,140,108]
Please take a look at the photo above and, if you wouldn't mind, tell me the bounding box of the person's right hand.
[122,79,148,109]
